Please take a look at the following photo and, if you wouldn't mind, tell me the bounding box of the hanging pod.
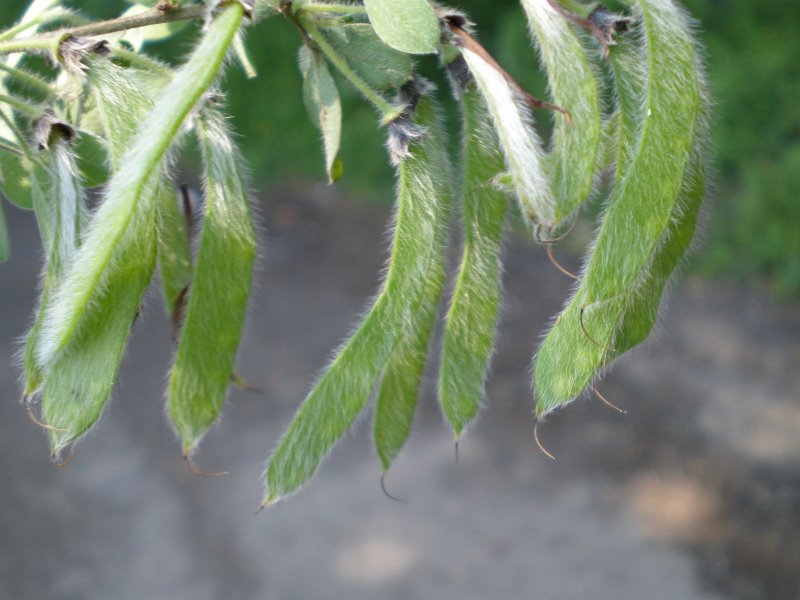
[533,0,704,418]
[38,58,166,458]
[35,2,245,368]
[438,62,508,441]
[167,105,257,457]
[521,0,603,225]
[263,80,452,505]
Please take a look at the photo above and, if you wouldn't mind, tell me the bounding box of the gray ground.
[1,187,798,600]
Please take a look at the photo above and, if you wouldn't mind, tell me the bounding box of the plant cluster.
[0,0,709,506]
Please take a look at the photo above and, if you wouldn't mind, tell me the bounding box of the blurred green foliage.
[2,0,798,295]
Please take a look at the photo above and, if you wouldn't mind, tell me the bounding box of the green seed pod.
[167,106,257,456]
[156,182,192,328]
[438,80,507,440]
[533,0,703,417]
[38,56,167,457]
[36,3,244,367]
[23,136,85,395]
[263,83,452,505]
[521,0,602,224]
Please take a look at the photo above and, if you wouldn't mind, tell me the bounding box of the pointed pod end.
[533,416,556,461]
[183,453,229,477]
[380,473,408,504]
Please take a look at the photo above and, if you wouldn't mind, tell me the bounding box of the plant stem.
[0,94,43,119]
[0,63,55,98]
[301,18,398,121]
[301,3,368,15]
[0,5,207,57]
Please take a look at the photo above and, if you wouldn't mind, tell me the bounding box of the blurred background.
[1,1,799,599]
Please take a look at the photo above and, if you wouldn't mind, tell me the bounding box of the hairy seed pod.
[457,36,554,228]
[263,84,452,505]
[167,106,256,456]
[36,3,244,367]
[521,0,602,224]
[38,58,165,458]
[22,136,85,395]
[438,83,507,440]
[534,0,703,417]
[156,182,192,330]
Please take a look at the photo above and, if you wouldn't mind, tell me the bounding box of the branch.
[0,4,207,57]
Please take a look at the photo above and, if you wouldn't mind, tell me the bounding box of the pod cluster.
[0,0,709,504]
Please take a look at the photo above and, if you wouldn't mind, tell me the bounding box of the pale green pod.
[167,106,256,455]
[36,2,244,367]
[23,140,84,395]
[521,0,602,224]
[534,0,702,417]
[155,182,192,323]
[264,88,451,504]
[39,53,168,456]
[438,82,507,439]
[372,112,452,472]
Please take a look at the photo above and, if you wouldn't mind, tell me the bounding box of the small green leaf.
[363,0,440,55]
[168,106,257,455]
[299,44,342,184]
[321,23,413,91]
[439,83,507,439]
[264,85,452,504]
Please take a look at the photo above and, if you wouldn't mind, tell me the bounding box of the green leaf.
[438,83,507,439]
[263,85,452,504]
[36,3,244,369]
[0,148,34,209]
[533,0,703,417]
[168,106,257,455]
[299,44,342,184]
[321,23,414,92]
[363,0,440,55]
[0,199,8,263]
[522,0,602,223]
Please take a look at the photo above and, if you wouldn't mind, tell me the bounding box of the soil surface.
[1,187,798,600]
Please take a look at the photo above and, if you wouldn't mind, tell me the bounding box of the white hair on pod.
[459,46,554,228]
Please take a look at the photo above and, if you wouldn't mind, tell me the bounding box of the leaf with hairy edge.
[156,182,192,324]
[23,138,85,395]
[168,106,256,455]
[264,85,451,504]
[299,44,342,184]
[36,2,244,368]
[74,131,111,188]
[534,0,702,417]
[439,81,507,440]
[363,0,439,55]
[521,0,602,224]
[457,34,554,229]
[321,23,414,92]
